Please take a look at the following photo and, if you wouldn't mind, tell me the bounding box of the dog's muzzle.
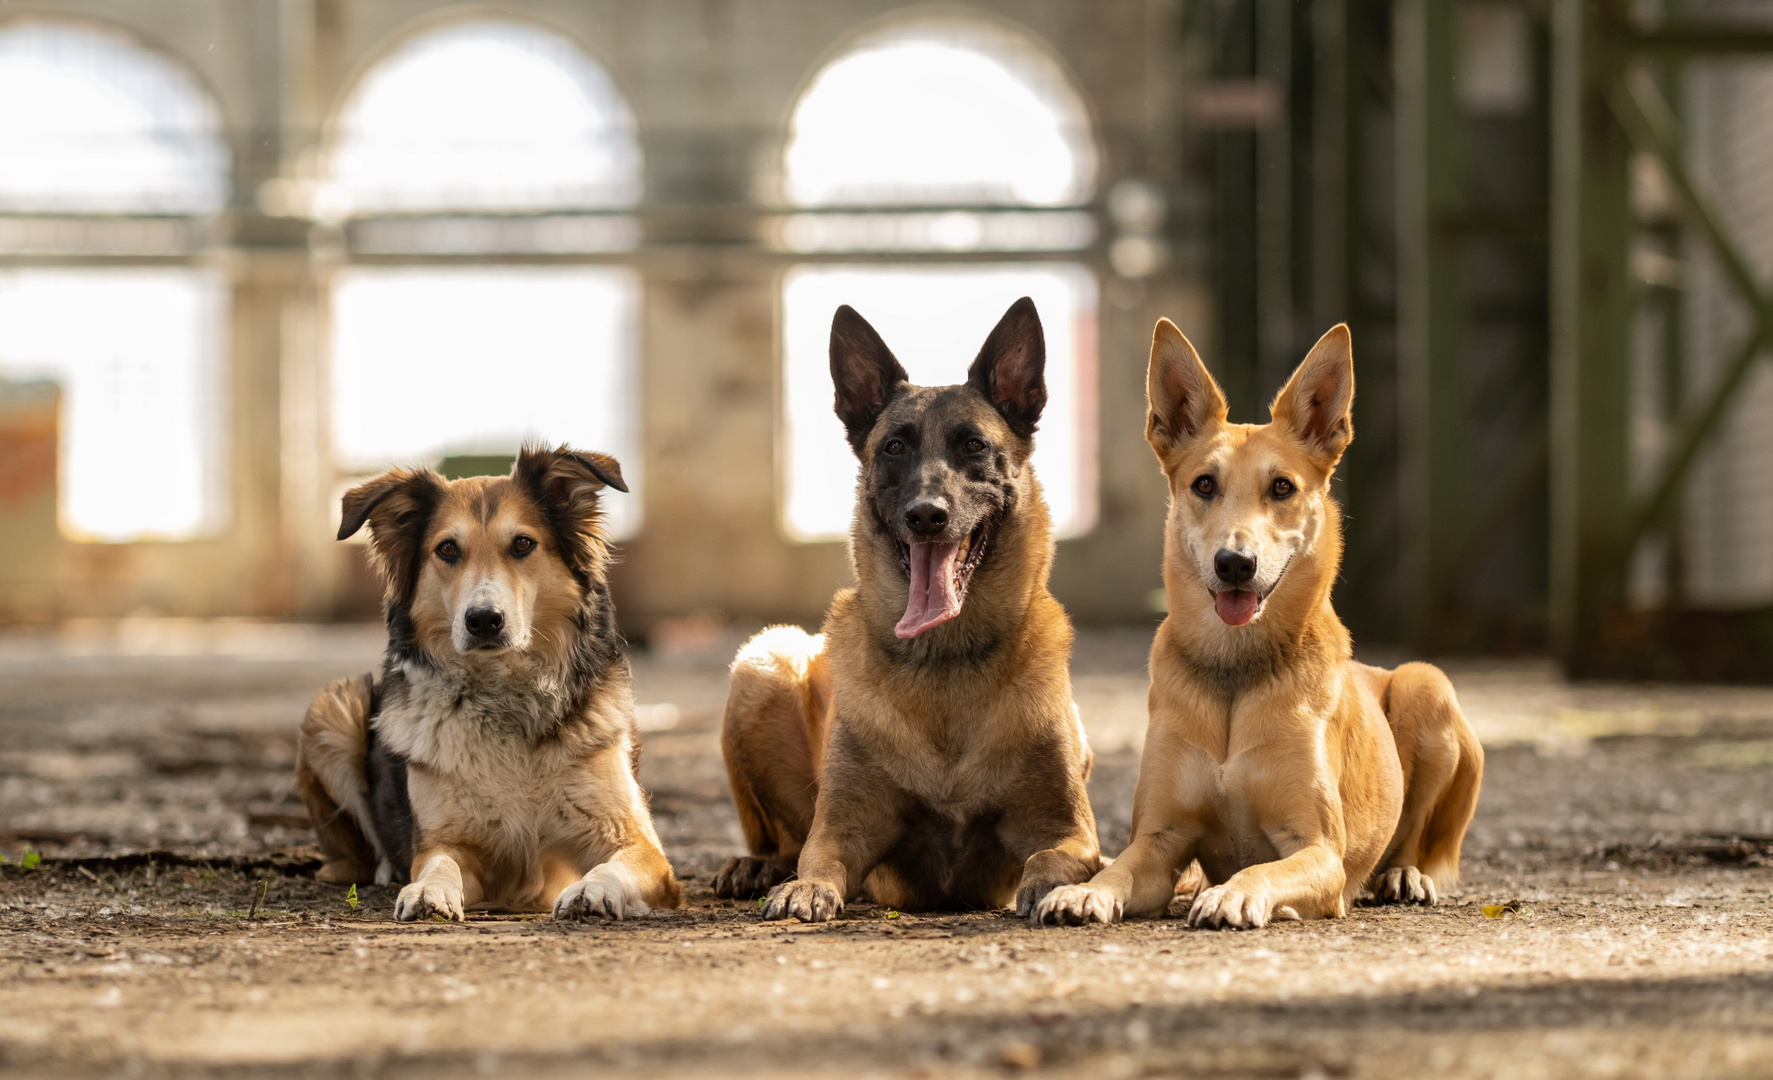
[463,605,507,649]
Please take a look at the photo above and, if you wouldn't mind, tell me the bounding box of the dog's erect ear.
[338,467,445,596]
[829,305,910,454]
[1271,323,1355,466]
[1146,319,1227,459]
[966,296,1047,439]
[514,445,625,578]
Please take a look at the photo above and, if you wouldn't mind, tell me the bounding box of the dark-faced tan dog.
[1037,321,1482,929]
[711,298,1101,922]
[294,445,680,922]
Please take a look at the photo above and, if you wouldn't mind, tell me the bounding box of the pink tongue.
[1215,590,1260,626]
[896,541,964,639]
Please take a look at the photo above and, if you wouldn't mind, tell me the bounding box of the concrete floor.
[2,621,1772,1078]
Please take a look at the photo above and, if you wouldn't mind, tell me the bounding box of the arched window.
[329,19,639,215]
[325,19,643,537]
[780,20,1099,541]
[0,21,229,541]
[0,21,226,213]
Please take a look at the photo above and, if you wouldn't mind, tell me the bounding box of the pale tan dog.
[1037,321,1483,929]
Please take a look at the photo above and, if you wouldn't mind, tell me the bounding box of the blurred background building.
[0,0,1767,679]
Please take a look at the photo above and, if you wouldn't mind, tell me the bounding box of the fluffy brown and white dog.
[1036,321,1483,929]
[712,298,1102,922]
[294,446,680,922]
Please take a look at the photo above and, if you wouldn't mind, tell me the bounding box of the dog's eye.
[434,539,460,562]
[884,439,905,456]
[511,535,536,557]
[964,437,986,454]
[1270,477,1295,499]
[1191,475,1216,498]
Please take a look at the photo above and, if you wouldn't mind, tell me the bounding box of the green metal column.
[1394,0,1466,649]
[1550,0,1633,671]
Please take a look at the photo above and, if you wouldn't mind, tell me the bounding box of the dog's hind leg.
[295,674,384,885]
[713,627,831,899]
[1371,663,1484,904]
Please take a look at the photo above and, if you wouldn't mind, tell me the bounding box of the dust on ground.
[2,621,1772,1080]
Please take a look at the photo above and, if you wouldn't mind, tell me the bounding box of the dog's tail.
[294,673,385,885]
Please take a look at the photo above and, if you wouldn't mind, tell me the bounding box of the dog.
[1036,321,1483,929]
[711,297,1102,922]
[294,445,681,922]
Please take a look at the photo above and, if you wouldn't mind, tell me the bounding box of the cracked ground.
[3,621,1773,1079]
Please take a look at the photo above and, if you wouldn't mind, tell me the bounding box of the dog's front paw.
[1187,883,1273,930]
[395,879,465,922]
[712,856,792,900]
[1372,865,1438,906]
[554,864,649,921]
[1032,884,1122,926]
[760,880,841,922]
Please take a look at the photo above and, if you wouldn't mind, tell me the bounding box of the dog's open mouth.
[894,516,994,639]
[1211,558,1292,627]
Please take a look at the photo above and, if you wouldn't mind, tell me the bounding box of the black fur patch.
[363,680,414,884]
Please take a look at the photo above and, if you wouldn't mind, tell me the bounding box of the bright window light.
[331,20,641,214]
[784,30,1095,208]
[331,269,642,538]
[782,265,1097,542]
[0,21,226,214]
[0,270,228,541]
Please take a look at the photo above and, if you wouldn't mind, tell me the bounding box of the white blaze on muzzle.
[454,578,526,652]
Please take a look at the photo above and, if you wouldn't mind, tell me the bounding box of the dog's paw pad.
[1032,885,1121,926]
[554,865,648,921]
[760,880,841,923]
[1374,866,1437,906]
[1187,884,1269,930]
[394,881,465,923]
[712,857,791,900]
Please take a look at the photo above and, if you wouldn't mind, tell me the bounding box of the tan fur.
[717,484,1100,917]
[296,449,680,921]
[714,304,1101,920]
[295,673,381,884]
[1037,322,1483,929]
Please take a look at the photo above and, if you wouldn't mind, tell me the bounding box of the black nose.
[903,499,950,538]
[1214,549,1257,587]
[464,607,505,641]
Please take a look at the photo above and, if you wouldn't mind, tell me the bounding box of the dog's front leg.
[553,749,684,921]
[1035,827,1196,926]
[1036,737,1215,925]
[1000,780,1103,919]
[554,842,680,921]
[395,849,483,922]
[1187,841,1344,929]
[762,752,906,923]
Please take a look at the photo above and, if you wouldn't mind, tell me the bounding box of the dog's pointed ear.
[1271,323,1355,466]
[829,305,910,454]
[966,296,1047,439]
[515,445,625,576]
[1146,319,1227,459]
[338,467,445,596]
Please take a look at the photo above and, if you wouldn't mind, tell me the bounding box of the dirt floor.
[4,620,1773,1079]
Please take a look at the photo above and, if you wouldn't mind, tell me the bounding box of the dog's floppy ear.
[1146,319,1227,460]
[515,444,626,579]
[338,467,446,597]
[1271,323,1355,467]
[829,305,909,454]
[966,296,1047,439]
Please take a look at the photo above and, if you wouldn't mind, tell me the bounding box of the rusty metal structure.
[0,0,1768,679]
